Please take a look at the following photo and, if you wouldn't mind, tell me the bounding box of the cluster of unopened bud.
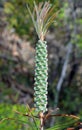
[34,40,48,113]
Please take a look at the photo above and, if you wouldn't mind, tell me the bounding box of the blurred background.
[0,0,82,129]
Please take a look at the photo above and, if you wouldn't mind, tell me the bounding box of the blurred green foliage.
[0,104,40,130]
[0,104,80,130]
[4,0,32,37]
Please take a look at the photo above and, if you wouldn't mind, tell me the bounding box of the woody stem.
[39,112,44,130]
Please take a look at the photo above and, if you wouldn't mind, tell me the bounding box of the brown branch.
[0,118,16,124]
[14,110,38,119]
[47,114,80,120]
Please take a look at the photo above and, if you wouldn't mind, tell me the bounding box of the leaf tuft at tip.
[26,1,58,41]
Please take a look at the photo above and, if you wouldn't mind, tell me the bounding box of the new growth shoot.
[27,1,58,41]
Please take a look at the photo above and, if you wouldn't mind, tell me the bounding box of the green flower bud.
[34,40,48,113]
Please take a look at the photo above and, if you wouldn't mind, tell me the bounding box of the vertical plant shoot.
[34,40,48,112]
[27,1,58,113]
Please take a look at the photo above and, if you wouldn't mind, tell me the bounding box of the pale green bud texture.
[34,40,48,113]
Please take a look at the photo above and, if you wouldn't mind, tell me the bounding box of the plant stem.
[39,112,44,130]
